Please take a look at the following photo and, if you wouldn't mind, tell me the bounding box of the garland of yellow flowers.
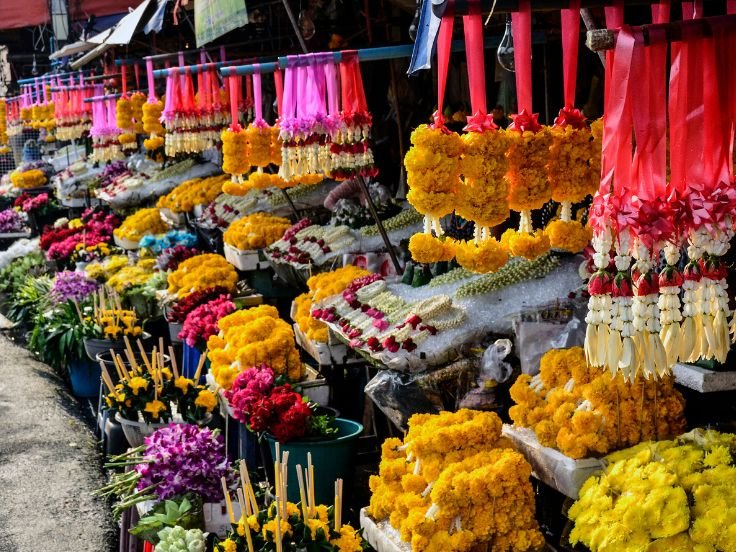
[543,110,601,253]
[368,409,545,552]
[502,111,552,260]
[509,347,686,459]
[223,212,292,251]
[114,207,169,243]
[0,100,8,154]
[157,174,229,213]
[207,304,303,389]
[142,99,165,151]
[167,253,238,298]
[405,124,463,264]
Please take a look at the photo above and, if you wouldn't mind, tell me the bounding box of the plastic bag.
[458,339,513,410]
[511,298,586,375]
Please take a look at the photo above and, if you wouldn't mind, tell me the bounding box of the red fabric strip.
[560,0,581,108]
[511,0,532,113]
[462,0,487,115]
[433,7,455,126]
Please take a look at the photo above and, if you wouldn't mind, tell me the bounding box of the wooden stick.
[308,452,315,517]
[193,352,206,383]
[281,451,289,512]
[137,339,152,371]
[99,362,116,394]
[239,460,256,515]
[158,337,165,371]
[113,351,131,381]
[109,349,124,381]
[121,346,138,375]
[221,477,236,523]
[169,346,180,379]
[274,505,283,552]
[123,335,136,367]
[335,481,340,531]
[296,464,309,520]
[237,488,256,552]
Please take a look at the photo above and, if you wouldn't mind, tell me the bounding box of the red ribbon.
[560,0,581,110]
[274,69,284,118]
[462,0,494,131]
[651,0,671,24]
[511,0,532,113]
[432,5,454,128]
[339,51,368,116]
[228,71,241,131]
[121,63,127,97]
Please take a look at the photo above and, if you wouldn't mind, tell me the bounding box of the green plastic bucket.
[266,418,363,505]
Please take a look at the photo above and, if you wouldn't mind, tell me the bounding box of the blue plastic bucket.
[68,358,101,399]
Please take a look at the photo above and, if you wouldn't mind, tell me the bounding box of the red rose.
[636,272,659,296]
[659,268,684,287]
[612,274,633,297]
[588,271,613,296]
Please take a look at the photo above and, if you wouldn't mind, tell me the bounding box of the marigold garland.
[454,238,509,274]
[368,409,545,552]
[408,233,456,264]
[10,169,48,189]
[509,347,686,459]
[113,207,169,243]
[545,219,592,253]
[223,213,292,251]
[142,99,165,151]
[167,253,238,298]
[207,305,303,389]
[505,128,551,212]
[157,174,229,213]
[221,127,250,182]
[456,130,510,230]
[547,124,598,204]
[501,228,551,260]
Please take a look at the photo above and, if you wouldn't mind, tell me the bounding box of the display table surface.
[673,363,736,393]
[502,424,604,499]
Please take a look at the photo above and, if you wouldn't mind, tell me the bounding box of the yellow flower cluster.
[589,118,603,182]
[569,429,736,552]
[207,304,303,389]
[223,213,291,251]
[142,100,165,135]
[547,125,599,204]
[106,262,155,293]
[405,125,463,218]
[222,128,250,178]
[143,135,164,151]
[114,207,169,242]
[223,172,286,196]
[293,265,371,342]
[369,409,544,552]
[501,229,551,260]
[245,125,276,168]
[409,233,456,264]
[86,255,130,281]
[97,308,143,339]
[456,130,510,228]
[116,97,133,131]
[157,174,229,213]
[509,347,687,459]
[505,129,552,212]
[454,238,509,274]
[167,253,238,298]
[10,169,48,189]
[130,92,146,134]
[0,100,7,147]
[544,219,592,253]
[30,103,55,130]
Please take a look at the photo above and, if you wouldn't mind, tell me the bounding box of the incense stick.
[220,477,235,523]
[168,346,180,379]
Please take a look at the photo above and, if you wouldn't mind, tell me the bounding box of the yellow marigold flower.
[305,518,329,540]
[194,389,217,412]
[128,376,149,396]
[144,399,168,419]
[175,376,194,394]
[330,524,364,552]
[217,538,237,552]
[261,518,291,542]
[545,219,592,253]
[408,233,456,264]
[454,238,509,274]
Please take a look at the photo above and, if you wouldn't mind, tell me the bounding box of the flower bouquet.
[100,343,217,444]
[0,208,27,235]
[179,294,236,350]
[50,271,98,304]
[167,253,238,298]
[216,455,371,552]
[94,424,231,519]
[114,207,170,249]
[13,192,64,234]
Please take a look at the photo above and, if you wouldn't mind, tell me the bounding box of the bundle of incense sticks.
[219,451,344,552]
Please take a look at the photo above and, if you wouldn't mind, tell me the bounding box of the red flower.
[636,272,659,296]
[588,271,613,296]
[659,267,684,287]
[612,273,633,297]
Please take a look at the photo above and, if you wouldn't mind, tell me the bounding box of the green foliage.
[0,251,47,294]
[129,494,204,544]
[6,275,52,327]
[29,300,93,372]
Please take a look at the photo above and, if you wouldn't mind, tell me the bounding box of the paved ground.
[0,332,117,552]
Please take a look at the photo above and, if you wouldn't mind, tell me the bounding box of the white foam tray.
[673,363,736,393]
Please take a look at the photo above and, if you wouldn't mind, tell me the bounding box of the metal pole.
[388,59,407,198]
[356,175,403,275]
[279,189,300,219]
[281,0,309,54]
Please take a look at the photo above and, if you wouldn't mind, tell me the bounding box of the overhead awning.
[49,40,97,61]
[69,0,155,68]
[71,0,147,19]
[1,0,49,30]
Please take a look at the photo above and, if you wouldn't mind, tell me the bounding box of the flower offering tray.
[672,363,736,393]
[159,207,186,227]
[502,425,604,499]
[293,321,359,366]
[136,499,242,537]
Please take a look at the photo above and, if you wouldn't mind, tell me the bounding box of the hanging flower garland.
[221,72,250,183]
[142,59,166,152]
[90,94,124,163]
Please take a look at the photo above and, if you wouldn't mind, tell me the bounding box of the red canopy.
[70,0,144,20]
[1,0,49,30]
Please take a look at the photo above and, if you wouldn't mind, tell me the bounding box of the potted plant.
[225,365,363,505]
[101,348,218,447]
[81,287,151,362]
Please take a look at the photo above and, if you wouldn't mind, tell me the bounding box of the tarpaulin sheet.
[70,0,145,20]
[1,0,49,30]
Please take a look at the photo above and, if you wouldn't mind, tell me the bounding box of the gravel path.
[0,333,117,552]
